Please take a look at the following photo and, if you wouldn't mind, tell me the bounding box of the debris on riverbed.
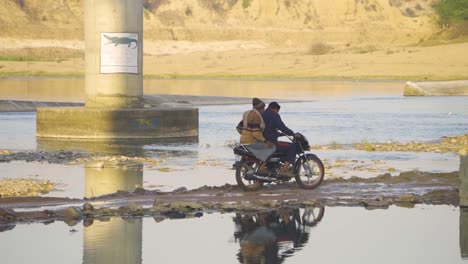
[354,134,468,154]
[0,150,89,164]
[0,178,55,197]
[314,134,468,155]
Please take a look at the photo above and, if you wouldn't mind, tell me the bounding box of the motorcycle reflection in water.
[233,207,325,264]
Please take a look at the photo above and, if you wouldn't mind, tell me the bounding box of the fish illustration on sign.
[103,34,138,49]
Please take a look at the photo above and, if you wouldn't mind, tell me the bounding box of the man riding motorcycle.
[262,102,299,178]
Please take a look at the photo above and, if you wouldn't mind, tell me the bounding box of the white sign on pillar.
[100,33,139,74]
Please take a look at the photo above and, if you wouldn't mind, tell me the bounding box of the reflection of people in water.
[233,207,325,264]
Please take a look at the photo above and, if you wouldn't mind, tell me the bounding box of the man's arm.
[274,114,294,136]
[252,130,266,143]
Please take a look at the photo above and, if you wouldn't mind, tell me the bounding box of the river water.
[0,78,465,195]
[1,205,467,264]
[0,78,467,263]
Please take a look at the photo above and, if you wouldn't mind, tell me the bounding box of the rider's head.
[252,98,266,112]
[268,102,281,113]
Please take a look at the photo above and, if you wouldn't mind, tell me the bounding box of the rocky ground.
[0,134,465,198]
[0,133,465,228]
[0,169,459,228]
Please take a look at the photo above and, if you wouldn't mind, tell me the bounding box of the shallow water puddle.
[0,205,466,264]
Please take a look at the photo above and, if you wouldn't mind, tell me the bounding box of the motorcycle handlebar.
[277,132,294,142]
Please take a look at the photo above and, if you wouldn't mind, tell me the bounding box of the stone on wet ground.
[0,208,16,222]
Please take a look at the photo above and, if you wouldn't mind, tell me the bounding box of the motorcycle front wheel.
[235,159,263,191]
[295,155,325,189]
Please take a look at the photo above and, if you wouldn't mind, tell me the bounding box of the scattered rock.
[173,187,187,193]
[194,212,203,218]
[83,203,94,212]
[219,202,242,212]
[97,208,115,217]
[133,187,146,195]
[395,202,415,208]
[396,194,417,202]
[65,219,80,226]
[0,224,15,232]
[119,203,144,215]
[62,207,82,220]
[164,210,186,219]
[0,208,16,222]
[169,201,204,212]
[116,190,132,196]
[362,200,390,210]
[222,184,234,191]
[153,216,165,223]
[83,218,94,227]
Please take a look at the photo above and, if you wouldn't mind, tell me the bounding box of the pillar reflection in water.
[84,161,143,264]
[83,217,142,264]
[460,207,468,259]
[85,160,143,198]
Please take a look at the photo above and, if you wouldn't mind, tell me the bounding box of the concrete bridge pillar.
[36,0,198,141]
[84,0,143,108]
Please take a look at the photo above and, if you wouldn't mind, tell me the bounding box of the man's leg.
[257,162,268,175]
[276,142,296,176]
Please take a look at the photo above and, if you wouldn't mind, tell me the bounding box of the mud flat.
[0,170,460,227]
[404,80,468,96]
[0,100,81,112]
[0,95,295,112]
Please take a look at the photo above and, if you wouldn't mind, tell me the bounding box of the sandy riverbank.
[1,40,468,80]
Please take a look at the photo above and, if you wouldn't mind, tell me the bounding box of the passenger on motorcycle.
[238,98,267,144]
[236,98,275,174]
[262,101,299,178]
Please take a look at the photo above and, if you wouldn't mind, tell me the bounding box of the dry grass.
[307,42,333,55]
[0,48,83,61]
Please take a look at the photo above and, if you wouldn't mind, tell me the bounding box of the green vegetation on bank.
[0,56,67,62]
[433,0,468,26]
[0,71,83,78]
[0,56,43,62]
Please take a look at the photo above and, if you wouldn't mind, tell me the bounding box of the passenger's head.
[268,102,281,113]
[252,98,266,112]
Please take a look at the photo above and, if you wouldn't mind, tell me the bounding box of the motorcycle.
[231,133,325,191]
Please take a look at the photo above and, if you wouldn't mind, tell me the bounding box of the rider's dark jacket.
[262,108,294,143]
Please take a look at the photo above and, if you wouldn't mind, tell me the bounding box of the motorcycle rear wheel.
[236,159,263,191]
[295,155,325,189]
